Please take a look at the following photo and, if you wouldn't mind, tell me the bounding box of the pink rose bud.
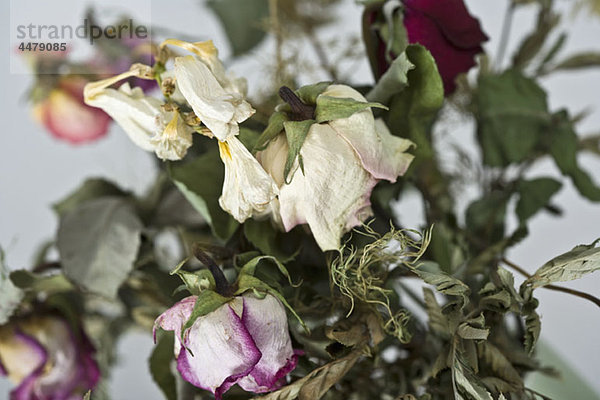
[32,76,111,144]
[0,315,100,400]
[154,293,299,399]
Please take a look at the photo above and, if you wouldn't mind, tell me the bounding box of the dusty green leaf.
[548,111,600,201]
[387,44,444,151]
[244,219,298,262]
[512,6,559,69]
[478,342,523,391]
[366,52,413,105]
[57,197,143,298]
[253,349,363,400]
[516,177,562,224]
[457,322,489,341]
[295,82,331,105]
[0,249,23,324]
[182,289,231,334]
[525,239,600,288]
[53,178,127,217]
[169,150,239,240]
[149,332,177,400]
[553,52,600,71]
[476,69,549,166]
[315,96,387,123]
[423,287,449,337]
[207,0,268,56]
[254,111,288,151]
[414,266,470,308]
[282,119,314,183]
[465,191,510,244]
[9,270,73,294]
[453,354,493,400]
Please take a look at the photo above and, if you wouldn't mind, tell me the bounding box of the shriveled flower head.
[257,84,414,251]
[0,315,100,400]
[32,76,111,144]
[154,293,299,399]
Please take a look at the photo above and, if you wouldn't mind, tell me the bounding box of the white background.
[1,0,599,399]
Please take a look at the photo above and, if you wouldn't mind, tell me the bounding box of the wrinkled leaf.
[478,342,523,391]
[414,265,470,308]
[552,52,600,71]
[423,287,449,337]
[525,239,600,288]
[57,198,142,298]
[181,289,231,334]
[295,82,331,105]
[253,349,363,400]
[244,219,298,262]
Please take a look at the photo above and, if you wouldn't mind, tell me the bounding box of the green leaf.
[254,111,288,151]
[552,52,600,71]
[149,332,177,400]
[169,149,239,240]
[170,258,216,296]
[414,265,470,308]
[206,0,269,56]
[182,289,231,334]
[452,353,493,400]
[366,52,414,104]
[253,348,363,400]
[525,239,600,288]
[314,96,387,123]
[9,270,73,294]
[282,119,314,183]
[477,342,523,391]
[516,177,562,224]
[295,82,331,105]
[53,178,127,217]
[387,45,444,153]
[423,287,450,337]
[0,249,23,324]
[548,111,600,201]
[512,5,559,69]
[244,219,298,262]
[465,191,510,244]
[457,321,489,341]
[476,69,549,166]
[57,198,142,298]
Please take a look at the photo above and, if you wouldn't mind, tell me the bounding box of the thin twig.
[501,258,600,308]
[304,26,339,81]
[495,2,515,69]
[269,0,285,84]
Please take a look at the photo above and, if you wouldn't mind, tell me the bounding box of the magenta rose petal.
[403,0,488,48]
[176,299,261,399]
[153,295,197,346]
[9,331,48,400]
[237,294,298,393]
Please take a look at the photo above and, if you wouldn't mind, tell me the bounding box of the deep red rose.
[363,0,488,95]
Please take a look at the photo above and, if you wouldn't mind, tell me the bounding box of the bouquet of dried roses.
[2,1,600,399]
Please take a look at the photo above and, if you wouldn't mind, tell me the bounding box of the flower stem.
[192,244,231,296]
[279,86,316,121]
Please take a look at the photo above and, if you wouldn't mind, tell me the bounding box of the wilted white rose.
[258,84,414,251]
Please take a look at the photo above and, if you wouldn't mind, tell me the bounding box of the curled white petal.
[84,82,164,151]
[323,84,415,182]
[174,56,254,141]
[218,137,279,223]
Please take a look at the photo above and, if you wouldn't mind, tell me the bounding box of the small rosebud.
[154,293,299,399]
[0,315,100,400]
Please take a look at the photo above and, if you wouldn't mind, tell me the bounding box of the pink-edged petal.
[7,331,48,400]
[34,78,111,144]
[322,85,414,182]
[237,294,298,393]
[0,357,6,376]
[154,296,197,343]
[177,299,261,399]
[403,4,486,94]
[403,0,488,49]
[276,123,375,251]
